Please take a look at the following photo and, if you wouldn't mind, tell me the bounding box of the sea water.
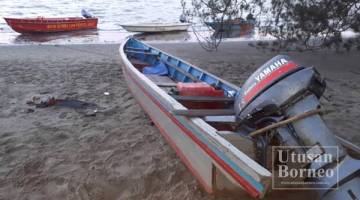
[0,0,190,44]
[0,0,270,45]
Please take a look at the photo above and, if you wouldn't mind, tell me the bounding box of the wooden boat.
[120,37,360,199]
[205,18,255,32]
[121,23,191,33]
[119,37,272,198]
[4,17,98,34]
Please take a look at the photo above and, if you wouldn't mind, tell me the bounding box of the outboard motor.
[81,9,93,19]
[179,14,188,23]
[235,55,360,200]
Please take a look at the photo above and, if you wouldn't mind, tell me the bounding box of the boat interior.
[124,38,257,159]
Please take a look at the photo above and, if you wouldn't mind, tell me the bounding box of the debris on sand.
[27,95,57,108]
[26,95,101,116]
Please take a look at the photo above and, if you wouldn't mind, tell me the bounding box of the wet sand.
[0,42,359,200]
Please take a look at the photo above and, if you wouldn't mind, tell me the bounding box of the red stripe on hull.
[123,69,214,194]
[123,67,261,198]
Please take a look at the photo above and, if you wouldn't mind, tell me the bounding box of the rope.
[249,108,334,137]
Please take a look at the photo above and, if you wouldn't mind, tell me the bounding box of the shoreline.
[0,27,273,46]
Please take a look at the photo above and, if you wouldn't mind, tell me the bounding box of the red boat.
[4,17,98,34]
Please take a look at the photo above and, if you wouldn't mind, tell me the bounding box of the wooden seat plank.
[204,116,236,123]
[125,50,159,56]
[125,47,150,51]
[172,109,235,117]
[145,74,176,87]
[163,61,199,82]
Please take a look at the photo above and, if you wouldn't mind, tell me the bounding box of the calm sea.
[0,0,271,45]
[0,0,193,44]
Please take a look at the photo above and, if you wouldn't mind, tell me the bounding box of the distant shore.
[0,42,359,200]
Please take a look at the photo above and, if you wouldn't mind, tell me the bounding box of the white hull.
[121,23,190,33]
[119,37,272,198]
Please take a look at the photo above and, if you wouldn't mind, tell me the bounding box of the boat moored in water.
[205,17,255,34]
[4,17,98,34]
[119,37,360,199]
[121,23,191,33]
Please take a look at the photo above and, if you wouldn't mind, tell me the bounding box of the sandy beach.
[0,42,359,200]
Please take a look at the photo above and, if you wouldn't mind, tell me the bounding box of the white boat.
[121,23,191,33]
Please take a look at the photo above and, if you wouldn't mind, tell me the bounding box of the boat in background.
[121,23,190,33]
[4,17,98,34]
[205,17,255,34]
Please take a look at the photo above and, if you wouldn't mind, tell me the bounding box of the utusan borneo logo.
[272,146,339,190]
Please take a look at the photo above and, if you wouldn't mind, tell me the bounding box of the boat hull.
[4,17,98,34]
[121,23,190,33]
[122,66,215,192]
[120,37,360,200]
[119,37,272,198]
[205,21,254,32]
